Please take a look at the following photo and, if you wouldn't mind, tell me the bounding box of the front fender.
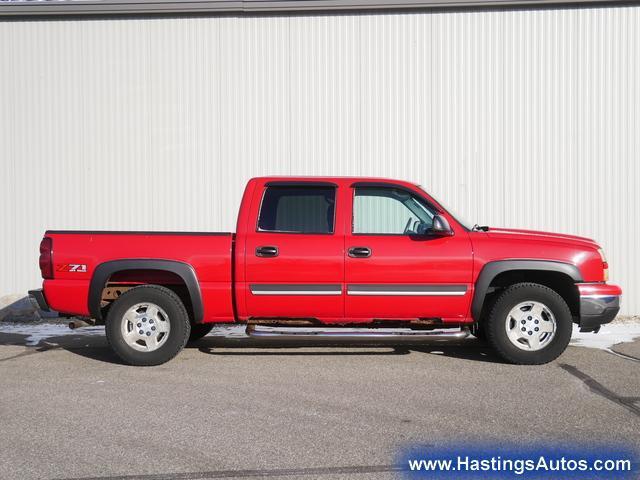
[471,260,583,320]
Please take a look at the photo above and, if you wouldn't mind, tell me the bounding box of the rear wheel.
[486,282,572,365]
[188,323,214,343]
[105,285,191,366]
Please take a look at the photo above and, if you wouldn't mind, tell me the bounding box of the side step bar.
[245,324,470,342]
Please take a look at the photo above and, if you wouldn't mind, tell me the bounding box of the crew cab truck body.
[30,177,622,366]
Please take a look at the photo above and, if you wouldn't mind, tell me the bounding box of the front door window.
[353,187,434,235]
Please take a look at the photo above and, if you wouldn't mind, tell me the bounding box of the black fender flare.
[471,260,583,320]
[88,259,204,322]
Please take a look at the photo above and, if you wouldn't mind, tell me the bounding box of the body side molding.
[471,260,583,320]
[88,259,204,322]
[250,284,342,295]
[347,284,467,296]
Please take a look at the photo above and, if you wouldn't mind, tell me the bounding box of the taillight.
[597,248,609,282]
[39,237,53,279]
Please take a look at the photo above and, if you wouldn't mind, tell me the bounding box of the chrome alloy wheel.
[505,301,556,351]
[120,302,170,352]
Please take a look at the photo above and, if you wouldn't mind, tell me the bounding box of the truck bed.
[43,231,235,322]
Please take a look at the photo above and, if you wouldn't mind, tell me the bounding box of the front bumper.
[28,289,50,312]
[577,283,621,332]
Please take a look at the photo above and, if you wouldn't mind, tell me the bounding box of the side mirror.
[415,222,430,235]
[430,215,453,236]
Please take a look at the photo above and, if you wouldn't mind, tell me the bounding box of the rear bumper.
[577,283,621,332]
[28,289,50,312]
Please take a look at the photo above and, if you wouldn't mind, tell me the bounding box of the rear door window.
[257,186,336,234]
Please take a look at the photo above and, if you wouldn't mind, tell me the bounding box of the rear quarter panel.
[44,232,234,322]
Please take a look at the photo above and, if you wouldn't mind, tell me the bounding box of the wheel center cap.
[137,316,156,336]
[522,316,539,334]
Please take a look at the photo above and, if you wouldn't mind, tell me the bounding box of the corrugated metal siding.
[1,7,639,314]
[0,0,628,17]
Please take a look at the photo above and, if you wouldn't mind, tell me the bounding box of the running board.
[245,324,470,341]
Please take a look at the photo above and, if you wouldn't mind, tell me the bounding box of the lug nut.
[534,320,539,324]
[143,318,147,323]
[151,326,156,331]
[535,327,539,331]
[139,330,144,334]
[149,319,154,324]
[528,331,532,335]
[521,327,526,332]
[146,332,151,336]
[521,320,526,324]
[528,316,532,320]
[137,323,141,328]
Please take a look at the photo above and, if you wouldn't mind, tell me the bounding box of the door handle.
[256,246,279,257]
[348,246,371,258]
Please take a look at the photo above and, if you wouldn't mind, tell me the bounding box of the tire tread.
[485,282,572,365]
[105,285,190,366]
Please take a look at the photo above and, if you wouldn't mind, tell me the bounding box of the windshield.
[417,186,475,231]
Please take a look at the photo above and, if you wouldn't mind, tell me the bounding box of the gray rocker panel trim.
[88,259,204,322]
[471,259,583,320]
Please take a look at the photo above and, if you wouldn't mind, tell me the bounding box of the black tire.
[473,293,498,342]
[105,285,191,366]
[188,323,214,343]
[485,282,572,365]
[473,324,487,342]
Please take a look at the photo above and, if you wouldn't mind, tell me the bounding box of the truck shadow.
[0,329,504,365]
[196,337,503,363]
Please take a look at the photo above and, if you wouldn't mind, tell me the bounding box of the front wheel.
[105,285,191,366]
[486,282,572,365]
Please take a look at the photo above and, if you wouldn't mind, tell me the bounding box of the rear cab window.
[257,186,336,234]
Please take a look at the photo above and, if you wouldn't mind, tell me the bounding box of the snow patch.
[208,325,249,337]
[0,323,250,346]
[2,320,640,352]
[0,323,105,346]
[570,320,640,351]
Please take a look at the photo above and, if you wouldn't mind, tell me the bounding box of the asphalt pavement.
[1,326,639,480]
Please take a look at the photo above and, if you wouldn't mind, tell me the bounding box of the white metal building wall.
[1,6,638,314]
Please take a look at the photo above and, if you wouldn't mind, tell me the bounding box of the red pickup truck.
[29,176,621,366]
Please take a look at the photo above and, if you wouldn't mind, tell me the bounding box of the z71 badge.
[57,264,87,273]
